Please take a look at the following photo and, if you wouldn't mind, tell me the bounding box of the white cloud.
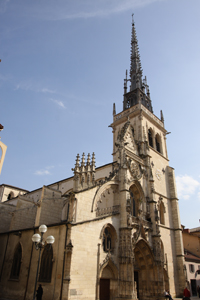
[31,0,166,21]
[50,98,66,109]
[41,88,56,94]
[176,175,200,200]
[15,81,56,94]
[34,169,51,176]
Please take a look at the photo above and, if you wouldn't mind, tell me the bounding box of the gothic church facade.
[0,19,185,300]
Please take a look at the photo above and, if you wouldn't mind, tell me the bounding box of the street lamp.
[32,225,55,300]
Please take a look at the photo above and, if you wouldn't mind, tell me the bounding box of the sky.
[0,0,200,229]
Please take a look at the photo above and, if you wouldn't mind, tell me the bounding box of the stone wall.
[9,198,37,231]
[0,203,16,232]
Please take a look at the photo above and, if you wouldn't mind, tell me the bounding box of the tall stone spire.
[130,14,143,91]
[123,15,153,113]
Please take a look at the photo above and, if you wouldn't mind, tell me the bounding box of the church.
[0,18,185,300]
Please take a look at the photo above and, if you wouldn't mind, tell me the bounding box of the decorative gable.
[117,119,138,156]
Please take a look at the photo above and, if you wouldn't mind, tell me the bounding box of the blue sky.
[0,0,200,229]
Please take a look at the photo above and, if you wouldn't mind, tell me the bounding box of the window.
[155,134,162,153]
[10,243,22,279]
[129,185,140,218]
[39,246,53,282]
[189,264,195,273]
[148,129,153,147]
[7,191,14,200]
[101,224,117,254]
[103,228,112,252]
[130,191,136,216]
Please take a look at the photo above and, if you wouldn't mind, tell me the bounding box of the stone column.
[117,166,136,300]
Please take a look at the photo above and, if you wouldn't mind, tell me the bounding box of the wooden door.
[100,278,110,300]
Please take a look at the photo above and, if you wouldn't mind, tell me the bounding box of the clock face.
[155,169,162,181]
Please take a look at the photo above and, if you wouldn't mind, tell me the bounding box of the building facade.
[182,226,200,296]
[0,19,186,300]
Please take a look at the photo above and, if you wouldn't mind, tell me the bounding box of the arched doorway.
[134,239,157,300]
[99,261,118,300]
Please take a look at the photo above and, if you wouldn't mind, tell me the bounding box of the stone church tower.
[107,17,186,299]
[0,17,186,300]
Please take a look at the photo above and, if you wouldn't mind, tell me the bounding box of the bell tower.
[110,15,185,299]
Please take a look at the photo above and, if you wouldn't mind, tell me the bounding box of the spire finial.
[160,110,164,123]
[132,13,134,24]
[113,103,116,116]
[130,15,143,91]
[81,153,85,167]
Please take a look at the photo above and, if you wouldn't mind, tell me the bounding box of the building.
[0,124,7,174]
[0,184,29,203]
[0,18,186,300]
[182,226,200,296]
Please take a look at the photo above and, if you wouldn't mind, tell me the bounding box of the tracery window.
[10,243,22,279]
[148,129,153,148]
[39,246,53,282]
[103,228,112,252]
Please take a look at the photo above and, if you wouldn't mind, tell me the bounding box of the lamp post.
[32,225,55,300]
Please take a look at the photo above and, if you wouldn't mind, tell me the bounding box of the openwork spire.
[123,15,153,113]
[130,14,143,91]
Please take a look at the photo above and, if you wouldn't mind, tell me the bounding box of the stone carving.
[96,205,120,217]
[153,239,163,265]
[132,223,141,246]
[127,159,142,180]
[155,169,162,181]
[72,152,96,192]
[99,252,117,270]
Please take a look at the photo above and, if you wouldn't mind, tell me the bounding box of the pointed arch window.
[148,129,153,148]
[10,243,22,279]
[103,228,112,252]
[130,191,136,216]
[155,134,161,153]
[39,246,53,282]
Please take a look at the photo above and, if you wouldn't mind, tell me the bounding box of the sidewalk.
[174,297,199,300]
